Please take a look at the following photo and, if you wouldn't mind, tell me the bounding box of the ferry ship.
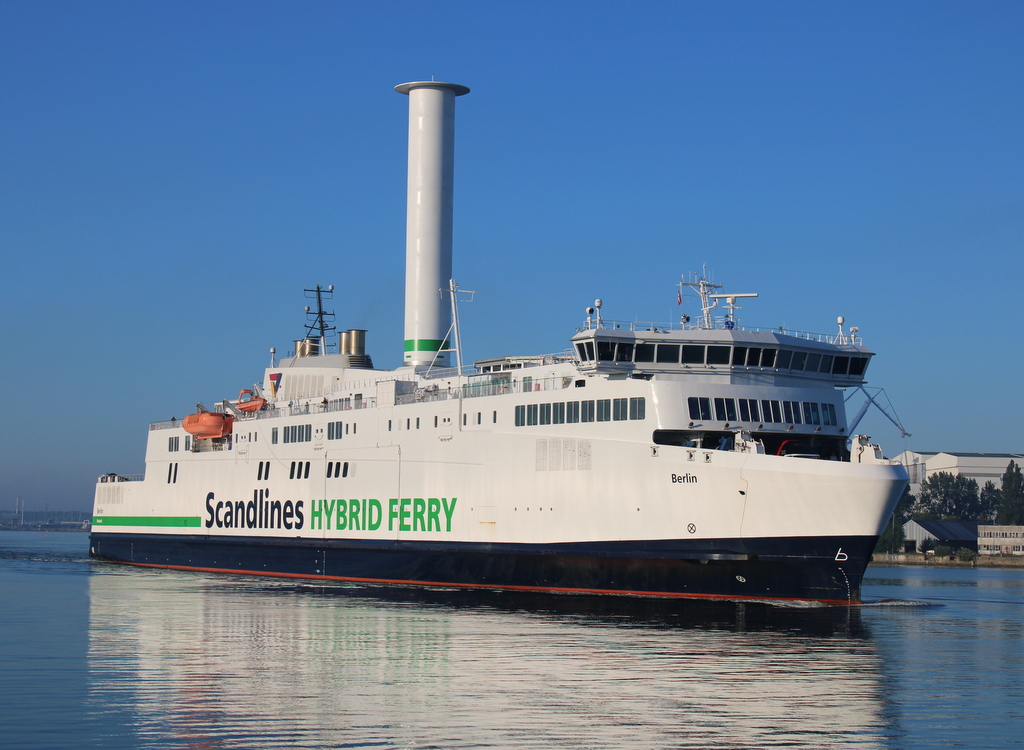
[89,81,908,604]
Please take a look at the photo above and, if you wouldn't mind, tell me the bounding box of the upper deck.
[570,316,872,385]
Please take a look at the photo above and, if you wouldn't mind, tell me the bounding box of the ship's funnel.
[395,81,470,368]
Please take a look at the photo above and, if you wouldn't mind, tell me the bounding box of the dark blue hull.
[88,533,876,603]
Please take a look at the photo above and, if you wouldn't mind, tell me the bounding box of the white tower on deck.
[395,80,470,368]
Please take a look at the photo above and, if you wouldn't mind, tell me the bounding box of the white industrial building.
[896,451,1023,494]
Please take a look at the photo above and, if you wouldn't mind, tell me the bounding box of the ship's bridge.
[570,322,872,386]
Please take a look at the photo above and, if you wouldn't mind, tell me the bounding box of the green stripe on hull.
[92,516,202,527]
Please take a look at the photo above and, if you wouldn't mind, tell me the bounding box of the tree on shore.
[996,461,1024,525]
[916,472,980,520]
[980,481,1001,523]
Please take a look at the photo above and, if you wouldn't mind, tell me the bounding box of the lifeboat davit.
[236,389,267,413]
[182,411,234,439]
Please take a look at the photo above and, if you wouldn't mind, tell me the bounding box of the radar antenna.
[303,284,336,355]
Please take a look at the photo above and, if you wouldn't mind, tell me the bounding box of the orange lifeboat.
[236,389,267,413]
[182,410,235,439]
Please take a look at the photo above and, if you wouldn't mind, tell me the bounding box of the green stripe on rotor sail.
[92,516,202,527]
[404,338,449,352]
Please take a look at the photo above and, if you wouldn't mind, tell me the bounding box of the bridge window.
[683,345,705,364]
[634,343,656,363]
[656,344,680,364]
[707,346,731,365]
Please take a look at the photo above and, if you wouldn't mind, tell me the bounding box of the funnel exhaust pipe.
[395,81,470,368]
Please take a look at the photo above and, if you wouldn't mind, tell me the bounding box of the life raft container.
[236,389,267,413]
[182,411,234,439]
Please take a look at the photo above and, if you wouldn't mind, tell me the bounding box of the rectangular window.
[803,402,821,425]
[762,400,781,423]
[629,397,646,420]
[760,348,776,367]
[615,342,634,362]
[612,398,628,421]
[581,400,595,422]
[832,356,850,375]
[656,344,680,364]
[597,341,616,361]
[633,343,656,363]
[682,345,705,365]
[746,399,760,422]
[791,351,807,370]
[714,398,726,420]
[515,405,526,427]
[271,427,278,444]
[714,398,737,422]
[575,342,589,361]
[745,348,761,367]
[806,353,821,373]
[540,403,552,425]
[776,350,792,369]
[849,357,867,376]
[553,402,566,424]
[688,397,712,421]
[822,403,838,426]
[707,346,731,365]
[597,399,612,421]
[523,376,533,393]
[819,355,833,373]
[739,400,750,421]
[566,401,580,423]
[527,404,538,426]
[168,436,179,452]
[732,346,748,365]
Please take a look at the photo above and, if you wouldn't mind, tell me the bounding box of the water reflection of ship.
[88,573,893,748]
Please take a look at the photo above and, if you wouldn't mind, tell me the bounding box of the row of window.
[276,424,312,444]
[514,397,647,427]
[256,461,271,481]
[327,421,357,439]
[578,340,868,376]
[167,436,193,452]
[327,461,350,478]
[166,463,178,484]
[687,397,839,426]
[289,461,311,479]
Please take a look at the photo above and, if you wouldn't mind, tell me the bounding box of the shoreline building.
[896,451,1023,495]
[978,526,1024,556]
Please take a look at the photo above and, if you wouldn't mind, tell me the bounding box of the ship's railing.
[97,473,144,483]
[395,373,574,405]
[581,318,862,346]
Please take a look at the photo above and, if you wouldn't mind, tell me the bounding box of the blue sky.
[2,1,1022,511]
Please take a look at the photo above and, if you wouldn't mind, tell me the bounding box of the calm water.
[2,531,1023,749]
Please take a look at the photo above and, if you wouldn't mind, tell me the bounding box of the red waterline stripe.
[116,560,858,606]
